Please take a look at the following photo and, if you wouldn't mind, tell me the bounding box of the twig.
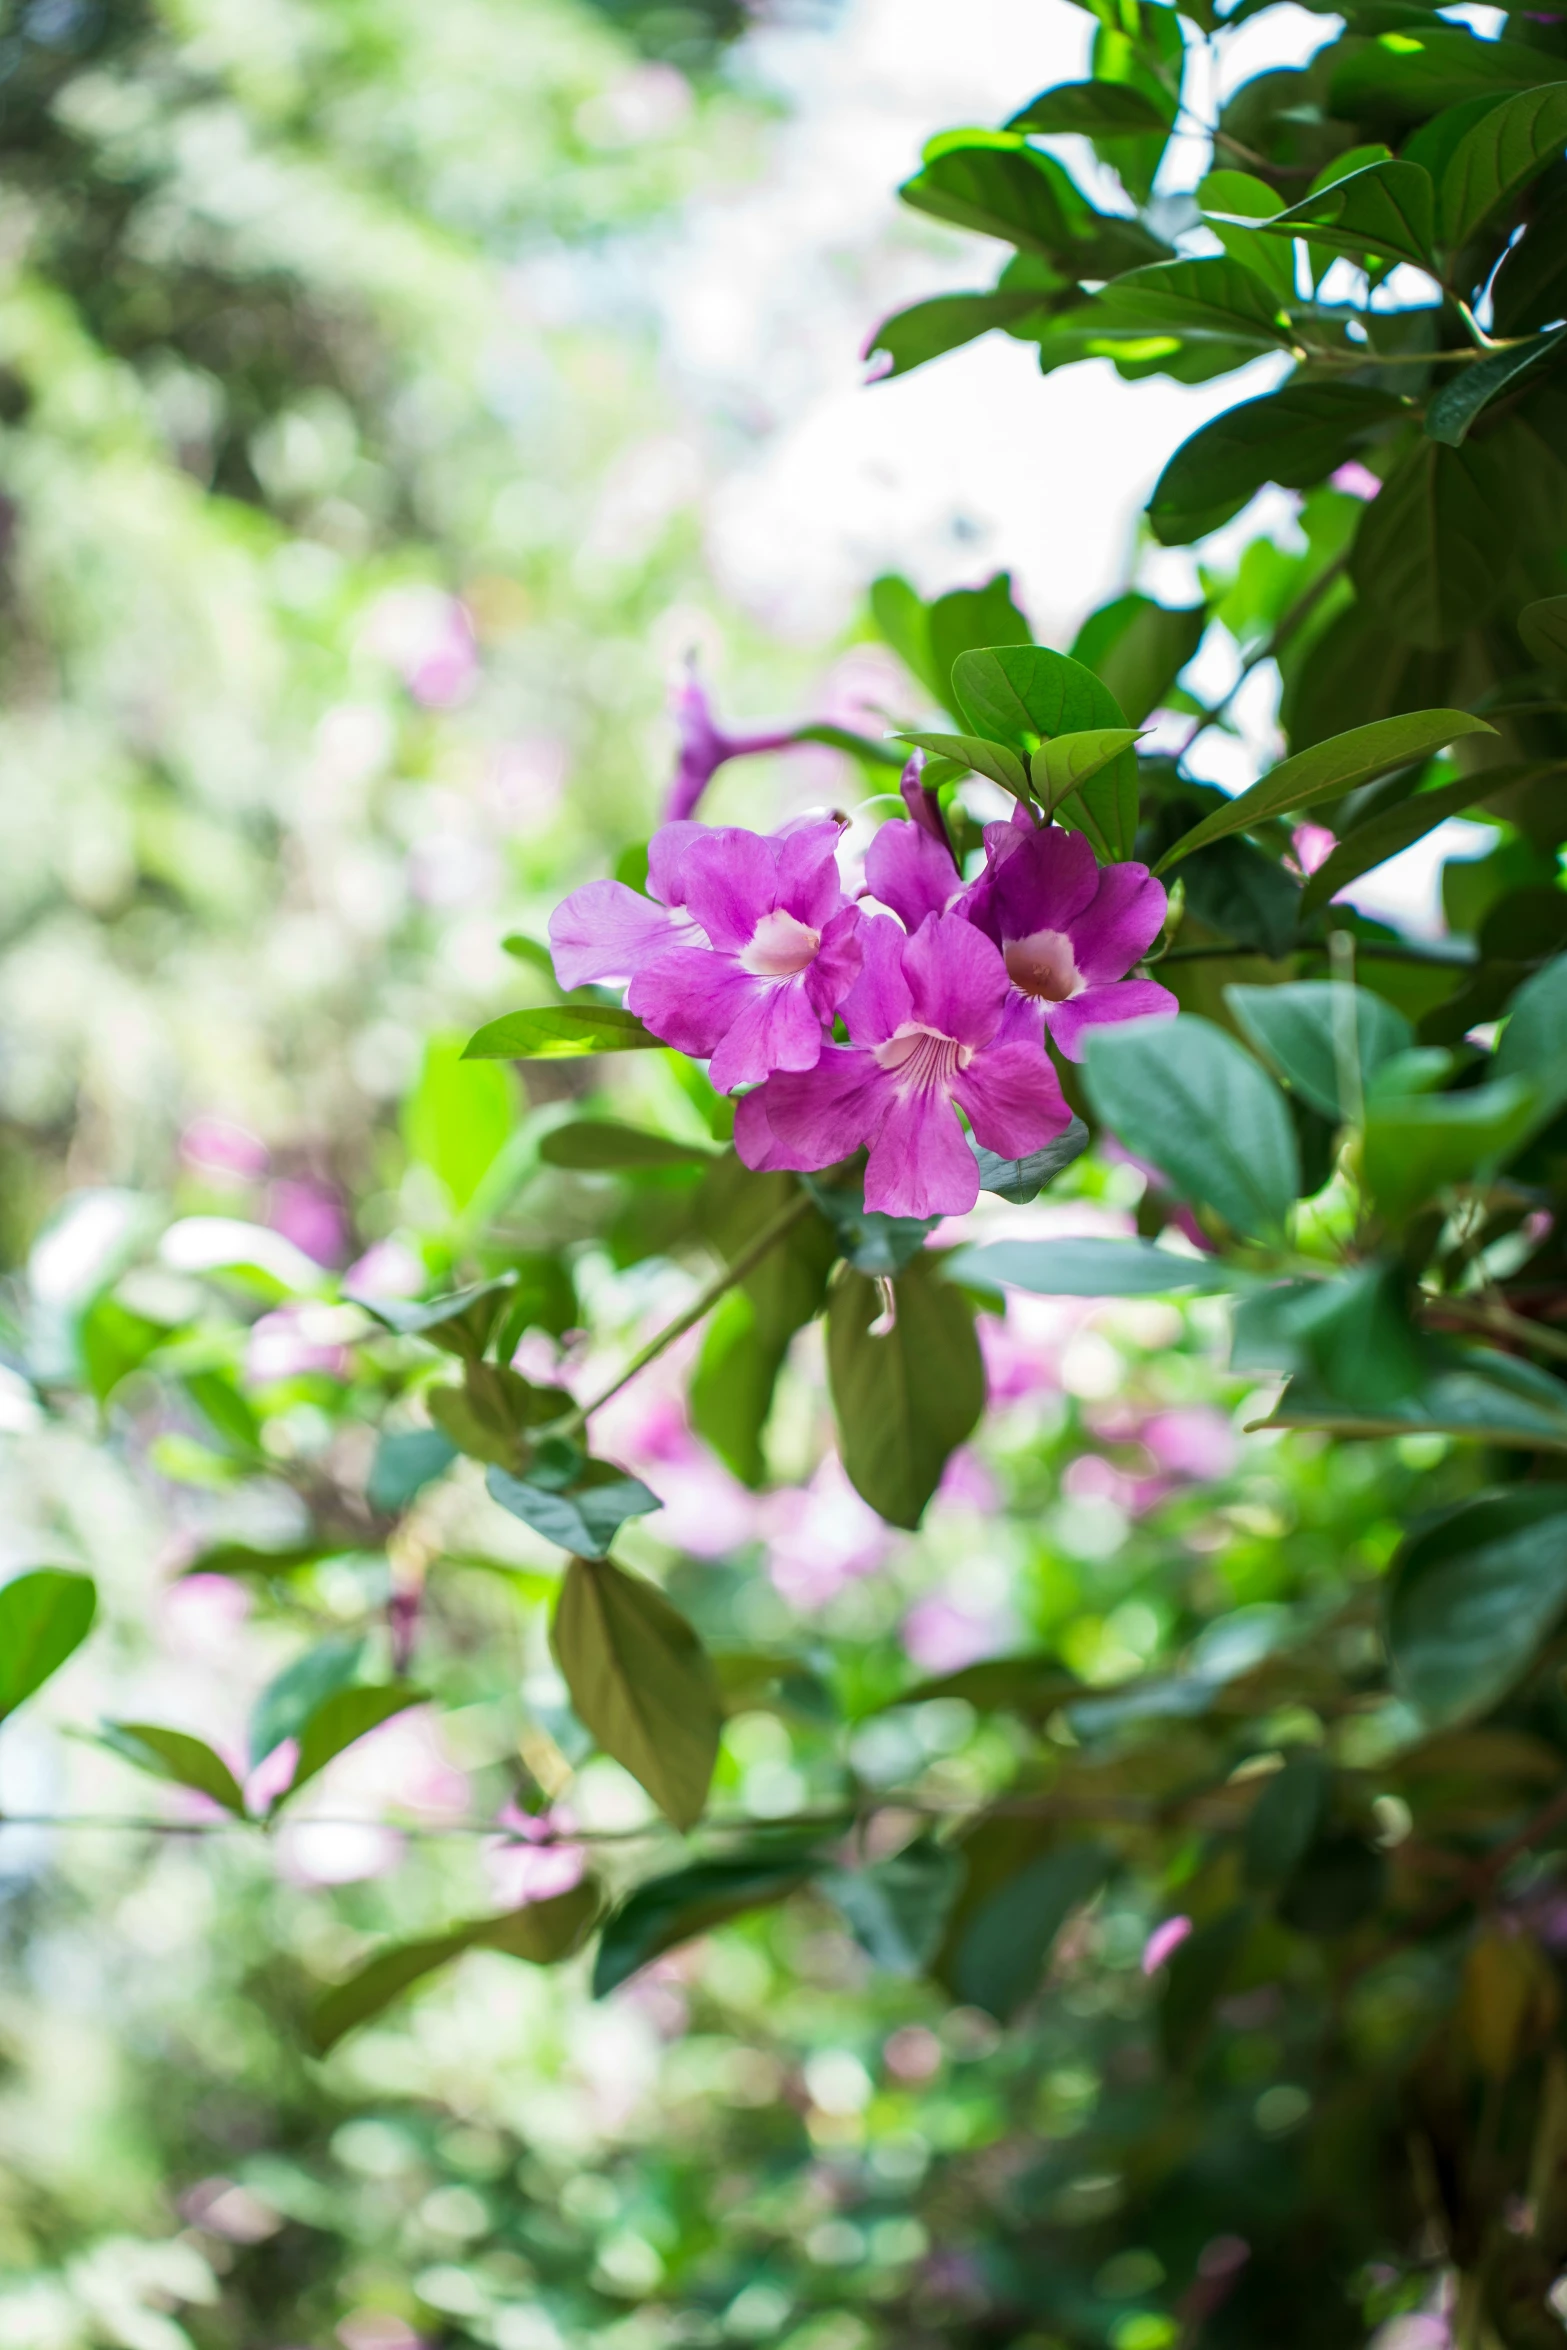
[1173,552,1350,769]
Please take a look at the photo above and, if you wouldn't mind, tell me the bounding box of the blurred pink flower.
[246,1306,350,1386]
[1330,459,1381,500]
[902,1596,1005,1675]
[268,1178,347,1268]
[1142,1914,1193,1974]
[762,1458,890,1610]
[344,1237,425,1300]
[181,1117,268,1184]
[666,665,797,822]
[160,1571,252,1656]
[1142,1407,1238,1482]
[485,1803,587,1908]
[937,1448,997,1512]
[365,586,478,707]
[245,1738,299,1813]
[1289,822,1336,878]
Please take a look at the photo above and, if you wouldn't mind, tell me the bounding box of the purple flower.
[550,818,863,1092]
[965,819,1176,1061]
[734,909,1072,1219]
[666,666,796,822]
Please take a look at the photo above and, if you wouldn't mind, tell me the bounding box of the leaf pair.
[103,1682,424,1821]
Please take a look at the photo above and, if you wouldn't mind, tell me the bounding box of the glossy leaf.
[289,1684,425,1798]
[1069,593,1205,725]
[1006,79,1169,135]
[487,1462,660,1558]
[1426,330,1567,448]
[1350,436,1518,650]
[539,1122,716,1171]
[898,131,1093,253]
[1257,159,1438,271]
[864,291,1054,380]
[1299,773,1502,917]
[1155,710,1494,871]
[1225,981,1413,1121]
[1230,1265,1426,1412]
[801,1174,938,1276]
[826,1257,985,1529]
[1031,726,1143,814]
[1083,1015,1300,1240]
[1389,1487,1567,1726]
[311,1881,600,2053]
[463,1005,660,1060]
[1440,80,1567,244]
[1147,384,1404,547]
[1092,256,1293,344]
[592,1850,819,1998]
[102,1723,248,1818]
[970,1114,1089,1204]
[0,1569,96,1721]
[894,731,1030,798]
[1330,26,1548,121]
[551,1554,722,1830]
[944,1236,1238,1296]
[1261,1342,1567,1452]
[951,645,1137,859]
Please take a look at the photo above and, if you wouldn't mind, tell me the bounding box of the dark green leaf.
[1092,256,1293,344]
[1519,594,1567,669]
[1299,773,1505,917]
[1156,710,1494,870]
[1148,384,1405,547]
[1244,1751,1330,1890]
[1493,183,1567,334]
[366,1428,458,1515]
[311,1881,601,2053]
[463,1006,660,1060]
[1007,79,1170,134]
[1389,1487,1567,1725]
[1225,980,1413,1120]
[102,1723,248,1817]
[551,1553,722,1830]
[592,1850,819,1998]
[487,1462,660,1558]
[951,1842,1110,2020]
[1257,158,1438,271]
[801,1173,938,1276]
[820,1839,964,1976]
[864,291,1056,380]
[1440,80,1567,243]
[1350,436,1518,650]
[898,130,1094,253]
[288,1684,424,1799]
[893,731,1030,797]
[951,645,1137,859]
[0,1569,96,1721]
[1330,26,1548,119]
[690,1289,787,1488]
[1277,1832,1386,1935]
[1426,330,1567,448]
[1362,1075,1538,1219]
[539,1121,716,1171]
[971,1114,1089,1204]
[1069,594,1206,724]
[943,1236,1238,1296]
[1496,951,1567,1119]
[1230,1265,1426,1410]
[357,1273,518,1356]
[1262,1341,1567,1450]
[1162,1907,1251,2067]
[1084,1015,1300,1239]
[826,1257,985,1529]
[888,1654,1082,1718]
[249,1638,364,1770]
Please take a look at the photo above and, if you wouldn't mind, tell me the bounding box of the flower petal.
[805,905,865,1020]
[1047,977,1178,1061]
[1069,861,1168,983]
[628,948,751,1055]
[709,977,827,1093]
[865,1088,980,1219]
[952,1038,1071,1160]
[549,880,697,989]
[902,912,1008,1048]
[863,819,961,931]
[647,820,709,909]
[775,819,849,928]
[735,1050,886,1174]
[841,914,915,1046]
[681,829,784,952]
[982,822,1100,945]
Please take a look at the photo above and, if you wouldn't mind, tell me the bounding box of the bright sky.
[656,0,1498,930]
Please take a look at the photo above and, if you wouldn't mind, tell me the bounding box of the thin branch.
[1174,552,1350,769]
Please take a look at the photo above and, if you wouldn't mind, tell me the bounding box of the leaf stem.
[558,1189,819,1433]
[1174,551,1349,769]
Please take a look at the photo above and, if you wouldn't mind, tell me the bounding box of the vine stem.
[555,1188,818,1434]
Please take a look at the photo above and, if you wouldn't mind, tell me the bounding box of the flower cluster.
[549,744,1174,1219]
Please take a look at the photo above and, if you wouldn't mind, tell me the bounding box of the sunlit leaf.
[0,1570,96,1721]
[463,1006,661,1060]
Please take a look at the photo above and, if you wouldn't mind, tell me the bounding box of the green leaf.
[1277,1832,1386,1937]
[79,1294,169,1404]
[487,1462,660,1558]
[898,130,1094,253]
[1299,773,1504,917]
[1225,981,1413,1121]
[592,1850,818,1998]
[971,1113,1090,1204]
[463,1006,661,1060]
[1389,1487,1567,1726]
[1083,1015,1300,1240]
[311,1881,601,2053]
[1493,184,1567,335]
[1257,158,1438,271]
[359,1273,519,1356]
[1155,710,1495,871]
[925,574,1035,706]
[1350,435,1518,650]
[1195,169,1296,304]
[1330,26,1549,120]
[249,1637,364,1769]
[1362,1075,1538,1220]
[864,291,1056,380]
[1496,951,1567,1119]
[539,1121,716,1172]
[1244,1752,1330,1891]
[403,1033,516,1211]
[1426,330,1567,448]
[826,1257,985,1529]
[182,1370,262,1457]
[690,1164,836,1484]
[1148,384,1405,547]
[102,1723,248,1817]
[893,731,1031,798]
[1161,1906,1251,2067]
[820,1840,965,1977]
[951,1842,1110,2020]
[0,1569,96,1721]
[1230,1266,1426,1411]
[1069,594,1206,725]
[1006,79,1170,135]
[690,1288,788,1488]
[951,645,1137,859]
[550,1553,722,1830]
[1031,727,1144,814]
[1261,1341,1567,1451]
[1520,595,1567,668]
[288,1684,425,1799]
[1092,256,1293,344]
[366,1428,458,1515]
[943,1236,1239,1296]
[1440,80,1567,243]
[801,1173,939,1276]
